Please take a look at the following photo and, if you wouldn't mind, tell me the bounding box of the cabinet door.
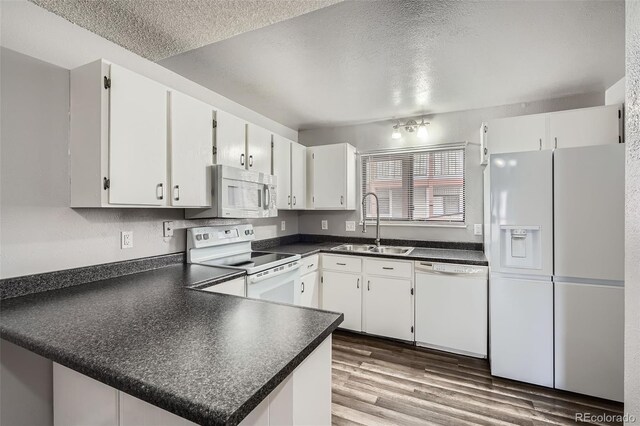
[311,144,346,209]
[554,282,624,401]
[108,64,167,205]
[215,110,246,169]
[363,276,413,341]
[246,123,272,174]
[486,113,547,155]
[321,271,361,331]
[299,271,319,308]
[290,142,307,209]
[549,105,622,149]
[169,91,213,207]
[272,135,292,209]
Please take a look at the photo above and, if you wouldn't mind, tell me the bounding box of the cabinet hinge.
[618,109,622,119]
[411,326,414,333]
[103,76,111,89]
[212,119,217,129]
[212,146,217,156]
[103,177,110,190]
[410,288,414,296]
[271,141,274,148]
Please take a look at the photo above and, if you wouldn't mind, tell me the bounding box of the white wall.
[0,35,299,279]
[298,92,604,242]
[606,77,626,105]
[625,0,640,420]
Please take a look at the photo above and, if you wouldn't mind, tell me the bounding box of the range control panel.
[188,224,255,249]
[417,262,488,277]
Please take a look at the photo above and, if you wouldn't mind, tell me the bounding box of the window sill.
[359,221,467,229]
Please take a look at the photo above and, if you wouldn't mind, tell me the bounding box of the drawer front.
[364,258,412,278]
[322,254,362,273]
[301,254,319,274]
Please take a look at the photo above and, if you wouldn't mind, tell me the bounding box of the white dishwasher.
[415,261,488,358]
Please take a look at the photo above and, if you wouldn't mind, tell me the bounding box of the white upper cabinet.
[169,91,213,207]
[307,143,356,210]
[485,113,548,156]
[246,123,272,174]
[215,110,247,169]
[290,142,306,210]
[71,60,170,207]
[273,136,307,210]
[272,134,292,209]
[549,104,622,149]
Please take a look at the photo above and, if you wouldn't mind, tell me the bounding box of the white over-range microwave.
[185,165,277,219]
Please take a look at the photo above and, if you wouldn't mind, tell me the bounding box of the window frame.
[359,143,467,227]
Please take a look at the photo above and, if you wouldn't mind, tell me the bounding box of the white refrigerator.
[553,144,624,402]
[489,150,554,387]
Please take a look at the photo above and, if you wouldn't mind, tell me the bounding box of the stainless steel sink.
[332,244,375,252]
[332,244,414,256]
[369,246,415,255]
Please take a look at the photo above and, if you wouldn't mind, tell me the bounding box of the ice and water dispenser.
[499,225,542,270]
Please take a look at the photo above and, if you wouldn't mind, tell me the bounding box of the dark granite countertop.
[0,264,343,425]
[267,242,488,266]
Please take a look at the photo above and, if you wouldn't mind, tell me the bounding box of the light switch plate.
[321,220,328,230]
[121,231,133,249]
[474,224,483,236]
[281,220,286,231]
[345,221,356,232]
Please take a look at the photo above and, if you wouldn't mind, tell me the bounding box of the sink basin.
[369,246,415,255]
[332,244,375,252]
[332,244,414,256]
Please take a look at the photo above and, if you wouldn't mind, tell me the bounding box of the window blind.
[361,145,465,223]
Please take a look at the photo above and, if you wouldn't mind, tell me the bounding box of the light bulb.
[391,126,401,139]
[417,124,428,139]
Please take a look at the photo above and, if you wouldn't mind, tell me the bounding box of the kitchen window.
[361,144,465,224]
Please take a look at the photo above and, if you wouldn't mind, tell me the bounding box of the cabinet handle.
[382,267,394,270]
[240,153,245,166]
[301,282,305,293]
[307,263,314,269]
[357,278,360,289]
[554,137,558,149]
[249,155,254,167]
[156,183,164,200]
[173,185,180,201]
[288,195,291,206]
[340,195,344,205]
[293,196,297,206]
[367,280,370,291]
[336,262,347,266]
[539,139,542,150]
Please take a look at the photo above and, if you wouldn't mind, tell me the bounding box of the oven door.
[247,265,300,305]
[216,165,277,218]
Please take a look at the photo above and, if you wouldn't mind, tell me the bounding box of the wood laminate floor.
[331,331,624,426]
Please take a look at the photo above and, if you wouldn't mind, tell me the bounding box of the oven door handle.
[247,262,300,284]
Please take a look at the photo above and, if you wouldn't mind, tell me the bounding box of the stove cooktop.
[197,251,299,274]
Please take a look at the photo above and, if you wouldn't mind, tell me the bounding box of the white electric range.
[187,224,301,304]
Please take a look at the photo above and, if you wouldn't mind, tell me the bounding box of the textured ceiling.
[28,0,342,60]
[159,0,625,130]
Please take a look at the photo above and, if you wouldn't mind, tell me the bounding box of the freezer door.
[554,281,624,401]
[490,151,553,276]
[489,275,554,387]
[554,145,625,281]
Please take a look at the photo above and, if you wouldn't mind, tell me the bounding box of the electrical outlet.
[281,220,286,231]
[121,231,133,249]
[474,224,483,236]
[321,220,328,230]
[345,221,356,232]
[163,221,174,237]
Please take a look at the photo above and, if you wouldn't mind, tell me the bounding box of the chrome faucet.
[362,192,381,247]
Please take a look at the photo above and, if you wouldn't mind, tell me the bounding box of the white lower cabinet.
[298,270,320,308]
[321,271,362,331]
[201,277,246,297]
[363,275,413,341]
[53,336,332,426]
